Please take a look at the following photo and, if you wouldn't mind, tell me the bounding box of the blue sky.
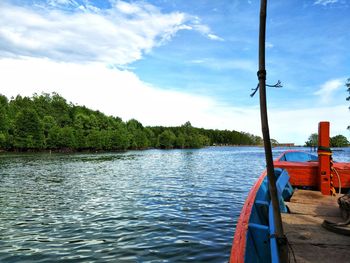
[0,0,349,144]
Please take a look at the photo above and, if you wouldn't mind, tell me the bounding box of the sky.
[0,0,349,145]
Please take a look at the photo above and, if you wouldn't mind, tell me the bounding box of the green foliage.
[59,127,76,148]
[305,133,349,147]
[86,129,102,149]
[158,130,176,149]
[330,135,349,147]
[47,126,61,149]
[0,132,6,148]
[0,95,9,133]
[110,124,130,150]
[175,133,186,148]
[127,119,149,149]
[13,108,44,149]
[346,78,350,130]
[270,139,279,147]
[305,133,318,147]
[0,93,262,151]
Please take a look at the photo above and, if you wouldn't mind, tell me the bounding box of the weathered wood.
[282,214,349,244]
[287,202,340,217]
[290,189,340,205]
[283,189,350,262]
[286,243,350,263]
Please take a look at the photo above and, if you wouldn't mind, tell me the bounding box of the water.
[0,147,349,262]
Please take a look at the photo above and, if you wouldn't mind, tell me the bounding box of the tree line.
[305,133,349,148]
[347,78,350,130]
[0,93,262,152]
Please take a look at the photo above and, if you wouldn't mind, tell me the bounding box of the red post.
[318,122,331,195]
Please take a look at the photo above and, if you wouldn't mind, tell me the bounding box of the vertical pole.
[318,121,331,195]
[258,0,288,261]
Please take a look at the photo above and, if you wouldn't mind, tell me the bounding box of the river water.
[0,147,349,262]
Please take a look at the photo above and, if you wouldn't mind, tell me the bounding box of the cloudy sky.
[0,0,349,145]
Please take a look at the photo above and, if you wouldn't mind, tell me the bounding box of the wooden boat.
[230,122,350,262]
[230,1,350,261]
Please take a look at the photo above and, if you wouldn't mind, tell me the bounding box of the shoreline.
[1,145,348,155]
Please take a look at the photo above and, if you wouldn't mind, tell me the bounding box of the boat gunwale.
[230,170,267,262]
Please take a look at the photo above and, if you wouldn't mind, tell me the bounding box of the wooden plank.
[290,189,340,205]
[286,202,340,217]
[288,244,350,263]
[282,214,350,245]
[282,189,350,263]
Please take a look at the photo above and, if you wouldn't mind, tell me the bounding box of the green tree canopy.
[346,78,350,130]
[0,95,9,148]
[270,139,279,147]
[0,93,263,151]
[158,130,176,149]
[330,135,349,147]
[13,108,44,149]
[305,133,318,147]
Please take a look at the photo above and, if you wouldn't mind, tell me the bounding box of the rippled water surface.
[0,147,349,262]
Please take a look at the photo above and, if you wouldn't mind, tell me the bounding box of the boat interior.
[230,122,350,263]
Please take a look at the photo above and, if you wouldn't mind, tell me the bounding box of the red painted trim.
[333,163,350,188]
[230,170,267,263]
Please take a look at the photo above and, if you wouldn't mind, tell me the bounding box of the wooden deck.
[282,189,350,262]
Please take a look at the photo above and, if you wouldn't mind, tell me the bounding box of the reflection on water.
[0,147,349,262]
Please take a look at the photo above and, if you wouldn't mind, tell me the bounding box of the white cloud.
[189,59,206,64]
[188,58,256,72]
[1,57,348,146]
[314,78,344,103]
[0,57,233,127]
[207,34,224,41]
[183,16,224,41]
[266,42,274,49]
[314,0,338,5]
[0,1,221,65]
[47,0,79,7]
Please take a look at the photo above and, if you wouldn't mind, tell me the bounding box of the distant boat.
[229,0,350,261]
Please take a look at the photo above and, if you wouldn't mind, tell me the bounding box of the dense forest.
[0,93,262,152]
[347,78,350,130]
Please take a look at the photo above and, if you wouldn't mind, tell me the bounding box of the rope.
[317,146,332,156]
[318,146,332,152]
[250,80,283,97]
[284,232,297,263]
[287,239,297,263]
[317,146,335,195]
[330,157,341,195]
[338,194,350,216]
[332,167,342,194]
[317,152,332,156]
[257,69,266,80]
[250,83,260,97]
[330,158,336,196]
[322,194,350,235]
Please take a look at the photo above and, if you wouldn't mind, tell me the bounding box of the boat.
[230,122,350,262]
[229,1,350,262]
